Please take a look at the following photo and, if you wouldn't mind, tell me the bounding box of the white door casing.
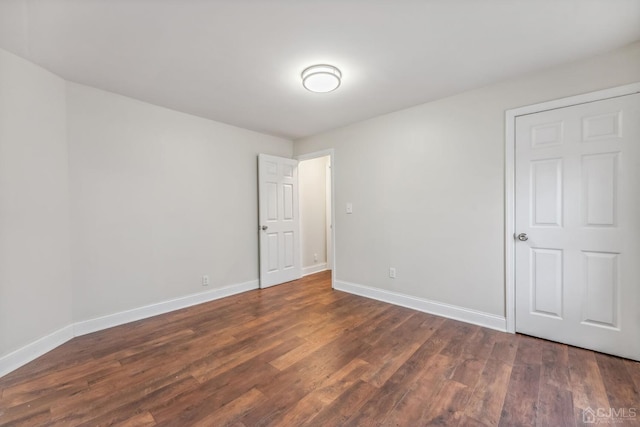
[258,154,301,288]
[325,159,333,270]
[513,92,640,360]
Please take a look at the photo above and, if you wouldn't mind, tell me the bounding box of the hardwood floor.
[1,271,639,426]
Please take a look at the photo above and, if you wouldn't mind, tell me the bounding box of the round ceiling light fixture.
[301,64,342,93]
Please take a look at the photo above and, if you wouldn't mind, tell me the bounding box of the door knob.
[517,233,528,241]
[261,225,268,231]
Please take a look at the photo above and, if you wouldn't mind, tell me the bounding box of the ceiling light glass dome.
[301,64,342,93]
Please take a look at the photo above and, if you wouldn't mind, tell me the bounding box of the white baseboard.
[0,324,74,378]
[334,280,507,332]
[302,263,328,277]
[74,279,259,336]
[0,279,259,378]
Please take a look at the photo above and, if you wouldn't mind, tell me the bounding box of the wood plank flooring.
[1,271,639,426]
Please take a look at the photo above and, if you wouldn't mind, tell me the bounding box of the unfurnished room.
[1,1,639,426]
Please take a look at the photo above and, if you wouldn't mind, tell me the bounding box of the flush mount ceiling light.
[301,64,342,93]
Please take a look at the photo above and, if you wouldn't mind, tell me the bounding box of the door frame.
[296,149,336,289]
[504,82,640,333]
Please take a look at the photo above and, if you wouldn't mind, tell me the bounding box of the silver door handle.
[517,233,528,241]
[261,225,268,231]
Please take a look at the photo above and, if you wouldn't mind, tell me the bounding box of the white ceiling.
[1,0,639,140]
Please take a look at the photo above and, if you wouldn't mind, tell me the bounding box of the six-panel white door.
[258,154,301,288]
[515,93,640,361]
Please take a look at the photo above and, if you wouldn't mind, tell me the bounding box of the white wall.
[0,49,72,358]
[299,156,329,272]
[0,49,293,372]
[67,83,292,322]
[294,41,640,318]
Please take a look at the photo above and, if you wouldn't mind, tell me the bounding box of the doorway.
[297,150,335,287]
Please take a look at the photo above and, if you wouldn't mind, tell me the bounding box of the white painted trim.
[74,280,259,336]
[296,148,336,289]
[296,149,334,162]
[329,151,335,289]
[504,82,640,334]
[335,280,507,332]
[507,82,640,118]
[0,325,74,377]
[325,161,332,270]
[302,263,328,277]
[505,103,516,334]
[0,279,258,378]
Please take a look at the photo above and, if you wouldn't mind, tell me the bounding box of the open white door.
[258,154,301,288]
[514,93,640,360]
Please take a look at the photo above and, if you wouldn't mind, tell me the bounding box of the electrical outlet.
[202,275,210,286]
[314,253,318,262]
[389,267,396,279]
